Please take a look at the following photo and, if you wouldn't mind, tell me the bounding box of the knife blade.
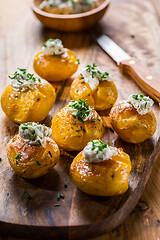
[92,30,160,103]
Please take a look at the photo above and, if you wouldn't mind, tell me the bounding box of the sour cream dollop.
[19,122,52,148]
[83,140,117,164]
[80,63,112,90]
[127,94,154,115]
[9,69,40,92]
[42,38,65,56]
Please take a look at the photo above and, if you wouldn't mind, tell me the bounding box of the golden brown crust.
[7,134,60,179]
[110,100,157,143]
[1,79,56,124]
[51,106,105,151]
[70,150,131,196]
[69,75,118,110]
[33,49,78,82]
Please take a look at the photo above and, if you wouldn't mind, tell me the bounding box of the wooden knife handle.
[119,58,160,102]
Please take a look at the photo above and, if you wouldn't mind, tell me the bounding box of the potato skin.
[51,106,105,151]
[110,100,157,143]
[69,75,118,110]
[7,134,60,179]
[33,49,78,82]
[70,149,131,196]
[1,79,56,124]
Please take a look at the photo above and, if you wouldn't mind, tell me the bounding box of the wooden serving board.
[0,0,160,239]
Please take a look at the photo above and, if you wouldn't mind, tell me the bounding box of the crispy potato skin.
[51,106,105,151]
[110,100,157,143]
[70,149,131,196]
[7,134,60,179]
[69,75,118,110]
[33,49,78,82]
[1,79,56,124]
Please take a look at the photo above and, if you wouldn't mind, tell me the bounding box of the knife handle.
[119,58,160,102]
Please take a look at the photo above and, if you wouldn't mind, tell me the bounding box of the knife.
[91,30,160,103]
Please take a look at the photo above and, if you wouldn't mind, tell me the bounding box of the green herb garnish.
[12,137,15,142]
[77,59,80,64]
[109,127,114,133]
[57,193,64,201]
[69,99,92,123]
[54,204,60,207]
[97,118,100,121]
[91,140,107,154]
[36,160,41,165]
[85,63,110,82]
[74,121,77,125]
[14,95,18,98]
[48,151,52,158]
[64,182,67,188]
[16,160,18,165]
[15,153,21,159]
[76,89,79,92]
[90,163,93,171]
[38,140,42,146]
[24,191,32,200]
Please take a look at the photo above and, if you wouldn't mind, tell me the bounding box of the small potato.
[110,100,157,143]
[69,75,118,111]
[70,149,131,196]
[33,49,78,82]
[7,134,60,179]
[1,79,56,124]
[51,106,105,151]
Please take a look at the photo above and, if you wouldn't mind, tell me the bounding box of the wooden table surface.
[0,0,160,239]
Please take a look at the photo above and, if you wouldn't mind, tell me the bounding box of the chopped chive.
[81,81,85,83]
[38,140,42,146]
[24,191,32,200]
[97,118,100,121]
[109,127,114,133]
[76,129,82,132]
[16,160,18,164]
[76,89,79,92]
[0,157,1,161]
[74,121,77,125]
[36,160,41,165]
[12,137,15,142]
[57,193,61,201]
[64,182,67,188]
[77,59,80,64]
[38,78,41,82]
[57,55,61,58]
[48,151,52,158]
[14,95,18,98]
[21,126,28,130]
[91,120,96,123]
[54,204,60,207]
[90,163,93,171]
[108,141,110,146]
[15,153,21,159]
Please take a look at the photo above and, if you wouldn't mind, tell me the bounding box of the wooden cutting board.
[0,0,160,239]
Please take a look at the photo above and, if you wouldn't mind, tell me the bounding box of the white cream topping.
[67,100,96,121]
[19,122,52,148]
[83,140,117,164]
[39,0,99,14]
[42,38,65,56]
[81,64,112,90]
[9,69,40,92]
[127,94,154,115]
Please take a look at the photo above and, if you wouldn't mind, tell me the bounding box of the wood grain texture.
[120,58,160,102]
[0,0,160,239]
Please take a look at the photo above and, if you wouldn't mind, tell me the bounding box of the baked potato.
[1,68,56,124]
[69,64,118,111]
[110,94,157,143]
[7,122,60,179]
[51,99,105,151]
[70,140,131,196]
[33,38,78,82]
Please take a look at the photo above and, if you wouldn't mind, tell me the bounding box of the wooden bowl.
[31,0,110,32]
